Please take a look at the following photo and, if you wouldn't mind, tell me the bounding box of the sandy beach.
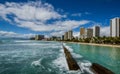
[65,42,120,48]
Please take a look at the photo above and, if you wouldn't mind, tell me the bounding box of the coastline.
[64,41,120,48]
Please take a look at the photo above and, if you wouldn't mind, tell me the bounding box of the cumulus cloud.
[49,20,89,36]
[90,24,110,37]
[71,13,81,17]
[100,26,110,37]
[0,1,90,32]
[0,1,91,37]
[0,2,63,22]
[50,31,65,36]
[73,31,80,37]
[14,17,90,32]
[84,12,91,15]
[71,12,91,17]
[53,20,90,31]
[0,30,35,38]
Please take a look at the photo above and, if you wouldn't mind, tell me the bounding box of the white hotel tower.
[110,17,120,37]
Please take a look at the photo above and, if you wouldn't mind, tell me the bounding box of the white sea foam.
[53,48,68,70]
[14,40,32,42]
[63,43,94,74]
[6,43,41,46]
[63,43,82,58]
[79,61,94,74]
[31,59,44,69]
[63,43,73,52]
[67,70,82,74]
[72,53,83,58]
[53,44,82,74]
[31,60,40,66]
[6,43,61,49]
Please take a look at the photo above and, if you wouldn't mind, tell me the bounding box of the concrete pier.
[91,63,114,74]
[63,45,114,73]
[63,45,80,70]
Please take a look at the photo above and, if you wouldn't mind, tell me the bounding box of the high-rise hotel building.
[35,35,44,40]
[64,30,73,40]
[93,26,100,37]
[87,28,93,38]
[68,30,73,40]
[110,17,120,37]
[64,32,68,40]
[80,28,86,38]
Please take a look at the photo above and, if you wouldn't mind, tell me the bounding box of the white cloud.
[71,12,91,17]
[50,31,65,36]
[71,13,81,17]
[0,30,35,38]
[49,20,89,36]
[14,16,90,32]
[0,2,63,22]
[0,31,16,37]
[0,1,91,37]
[100,26,110,37]
[53,20,90,31]
[90,24,110,37]
[73,31,80,37]
[86,22,110,37]
[84,12,91,15]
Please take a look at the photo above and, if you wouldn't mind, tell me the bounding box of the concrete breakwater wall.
[91,63,114,74]
[63,45,114,74]
[63,45,80,70]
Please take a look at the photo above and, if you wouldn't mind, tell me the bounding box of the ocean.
[0,39,120,74]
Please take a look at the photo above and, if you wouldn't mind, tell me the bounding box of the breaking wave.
[53,48,68,70]
[31,59,42,67]
[57,43,94,74]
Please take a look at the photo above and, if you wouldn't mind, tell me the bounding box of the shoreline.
[64,41,120,48]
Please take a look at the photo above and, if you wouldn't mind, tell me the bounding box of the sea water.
[66,43,120,74]
[0,39,119,74]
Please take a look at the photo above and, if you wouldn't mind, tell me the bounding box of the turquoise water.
[0,40,92,74]
[0,40,120,74]
[66,43,120,74]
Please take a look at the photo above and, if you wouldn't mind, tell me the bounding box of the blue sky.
[0,0,120,38]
